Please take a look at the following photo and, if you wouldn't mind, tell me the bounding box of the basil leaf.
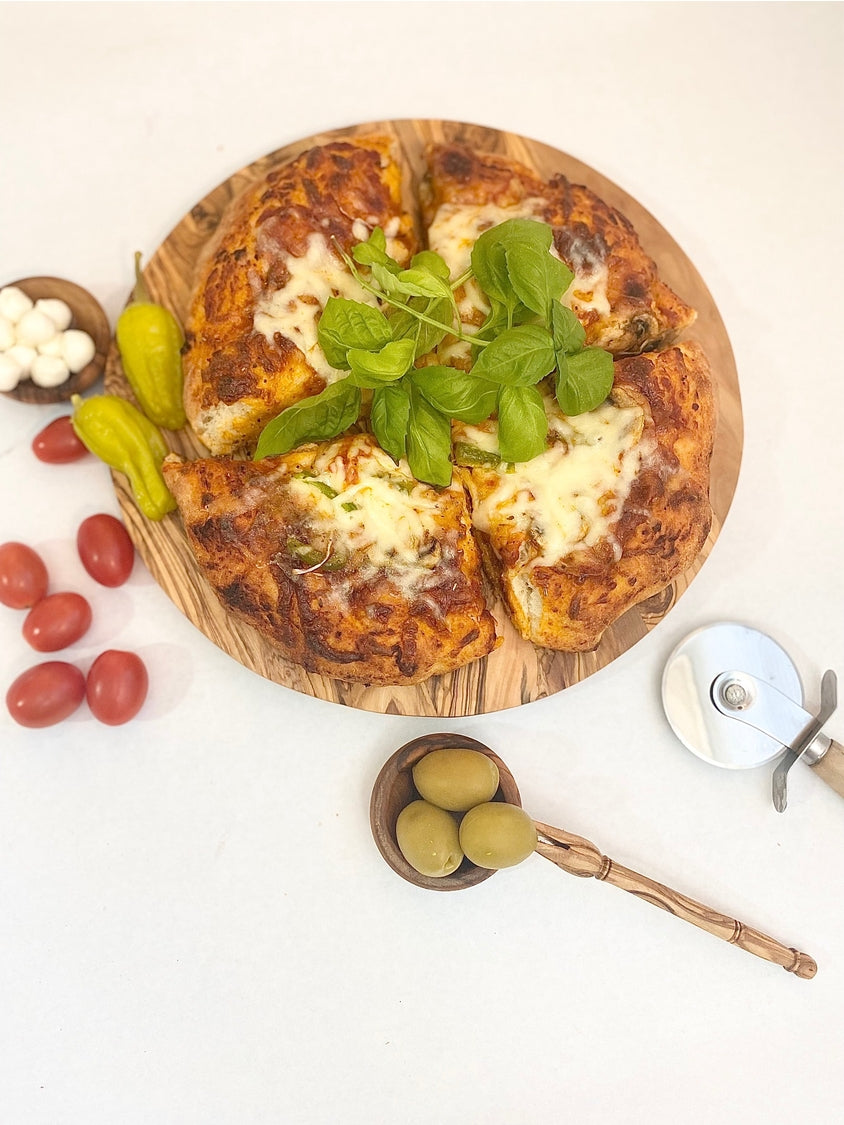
[556,347,615,416]
[506,240,573,318]
[254,379,361,459]
[406,382,453,486]
[370,262,405,296]
[411,366,498,424]
[347,339,416,387]
[388,295,453,359]
[410,250,451,280]
[393,268,453,302]
[371,382,411,463]
[471,235,513,308]
[317,298,392,368]
[352,227,402,274]
[550,301,586,355]
[471,325,555,386]
[496,384,548,464]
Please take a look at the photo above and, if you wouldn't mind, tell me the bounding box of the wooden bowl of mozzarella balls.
[0,277,110,404]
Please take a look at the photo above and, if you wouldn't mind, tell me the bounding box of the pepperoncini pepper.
[71,394,176,520]
[115,252,187,430]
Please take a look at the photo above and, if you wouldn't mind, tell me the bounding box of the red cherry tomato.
[76,514,135,587]
[86,649,149,725]
[22,592,92,652]
[32,416,89,463]
[6,661,86,727]
[0,541,49,609]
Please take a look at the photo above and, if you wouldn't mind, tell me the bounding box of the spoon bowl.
[369,732,522,891]
[2,276,110,404]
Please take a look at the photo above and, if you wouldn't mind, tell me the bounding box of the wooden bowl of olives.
[370,733,534,891]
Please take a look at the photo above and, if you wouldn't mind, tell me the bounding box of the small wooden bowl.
[370,733,522,892]
[1,276,110,404]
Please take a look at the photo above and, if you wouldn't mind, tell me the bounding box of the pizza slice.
[451,341,715,651]
[183,136,417,455]
[421,142,696,361]
[162,434,499,685]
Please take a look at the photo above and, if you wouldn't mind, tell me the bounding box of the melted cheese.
[253,233,374,383]
[253,227,405,383]
[460,396,646,569]
[288,439,453,595]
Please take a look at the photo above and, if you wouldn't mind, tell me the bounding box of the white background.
[2,3,843,1123]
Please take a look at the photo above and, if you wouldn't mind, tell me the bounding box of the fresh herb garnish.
[254,219,614,484]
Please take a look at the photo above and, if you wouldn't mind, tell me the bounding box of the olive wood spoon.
[370,734,817,979]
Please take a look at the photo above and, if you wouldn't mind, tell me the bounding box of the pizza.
[168,134,716,685]
[452,342,714,650]
[421,142,696,361]
[183,136,417,456]
[161,434,499,685]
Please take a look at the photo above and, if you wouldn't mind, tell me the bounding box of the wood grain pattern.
[534,820,817,979]
[103,119,743,716]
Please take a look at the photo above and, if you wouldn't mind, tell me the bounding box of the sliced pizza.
[162,434,499,685]
[183,136,417,455]
[421,142,696,361]
[452,341,715,651]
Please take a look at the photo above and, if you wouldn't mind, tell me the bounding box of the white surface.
[2,3,843,1123]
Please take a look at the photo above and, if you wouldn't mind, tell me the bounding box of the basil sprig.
[254,219,614,484]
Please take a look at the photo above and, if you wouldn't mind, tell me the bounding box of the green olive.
[412,748,500,812]
[395,800,464,878]
[458,802,537,870]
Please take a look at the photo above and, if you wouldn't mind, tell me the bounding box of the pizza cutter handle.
[811,739,844,800]
[533,821,817,980]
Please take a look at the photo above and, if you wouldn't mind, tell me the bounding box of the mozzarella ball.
[5,343,37,376]
[31,354,70,387]
[37,333,65,357]
[62,328,96,374]
[34,297,73,331]
[16,308,59,347]
[0,286,34,324]
[0,315,16,351]
[0,352,24,391]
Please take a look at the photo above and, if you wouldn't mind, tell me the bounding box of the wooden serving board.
[104,119,743,717]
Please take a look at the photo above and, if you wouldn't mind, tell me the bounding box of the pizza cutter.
[661,622,844,811]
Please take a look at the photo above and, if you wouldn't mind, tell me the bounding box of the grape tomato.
[77,514,135,587]
[32,416,89,463]
[23,591,92,652]
[6,660,86,727]
[86,649,148,725]
[0,541,49,609]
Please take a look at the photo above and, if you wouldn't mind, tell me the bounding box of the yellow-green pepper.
[115,252,187,430]
[71,394,176,521]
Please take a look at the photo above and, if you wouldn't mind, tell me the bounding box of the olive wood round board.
[103,118,744,717]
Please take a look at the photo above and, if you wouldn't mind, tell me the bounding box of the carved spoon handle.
[533,821,817,980]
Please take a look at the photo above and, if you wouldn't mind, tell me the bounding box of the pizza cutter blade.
[661,622,844,811]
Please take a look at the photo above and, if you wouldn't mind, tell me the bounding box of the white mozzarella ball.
[5,343,37,376]
[37,333,65,357]
[31,354,71,387]
[0,286,34,324]
[34,297,73,331]
[16,308,59,347]
[0,352,24,391]
[62,328,96,374]
[0,315,16,351]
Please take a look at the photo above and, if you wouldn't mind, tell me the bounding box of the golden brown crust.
[184,137,416,455]
[422,142,696,355]
[457,342,715,651]
[162,436,499,685]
